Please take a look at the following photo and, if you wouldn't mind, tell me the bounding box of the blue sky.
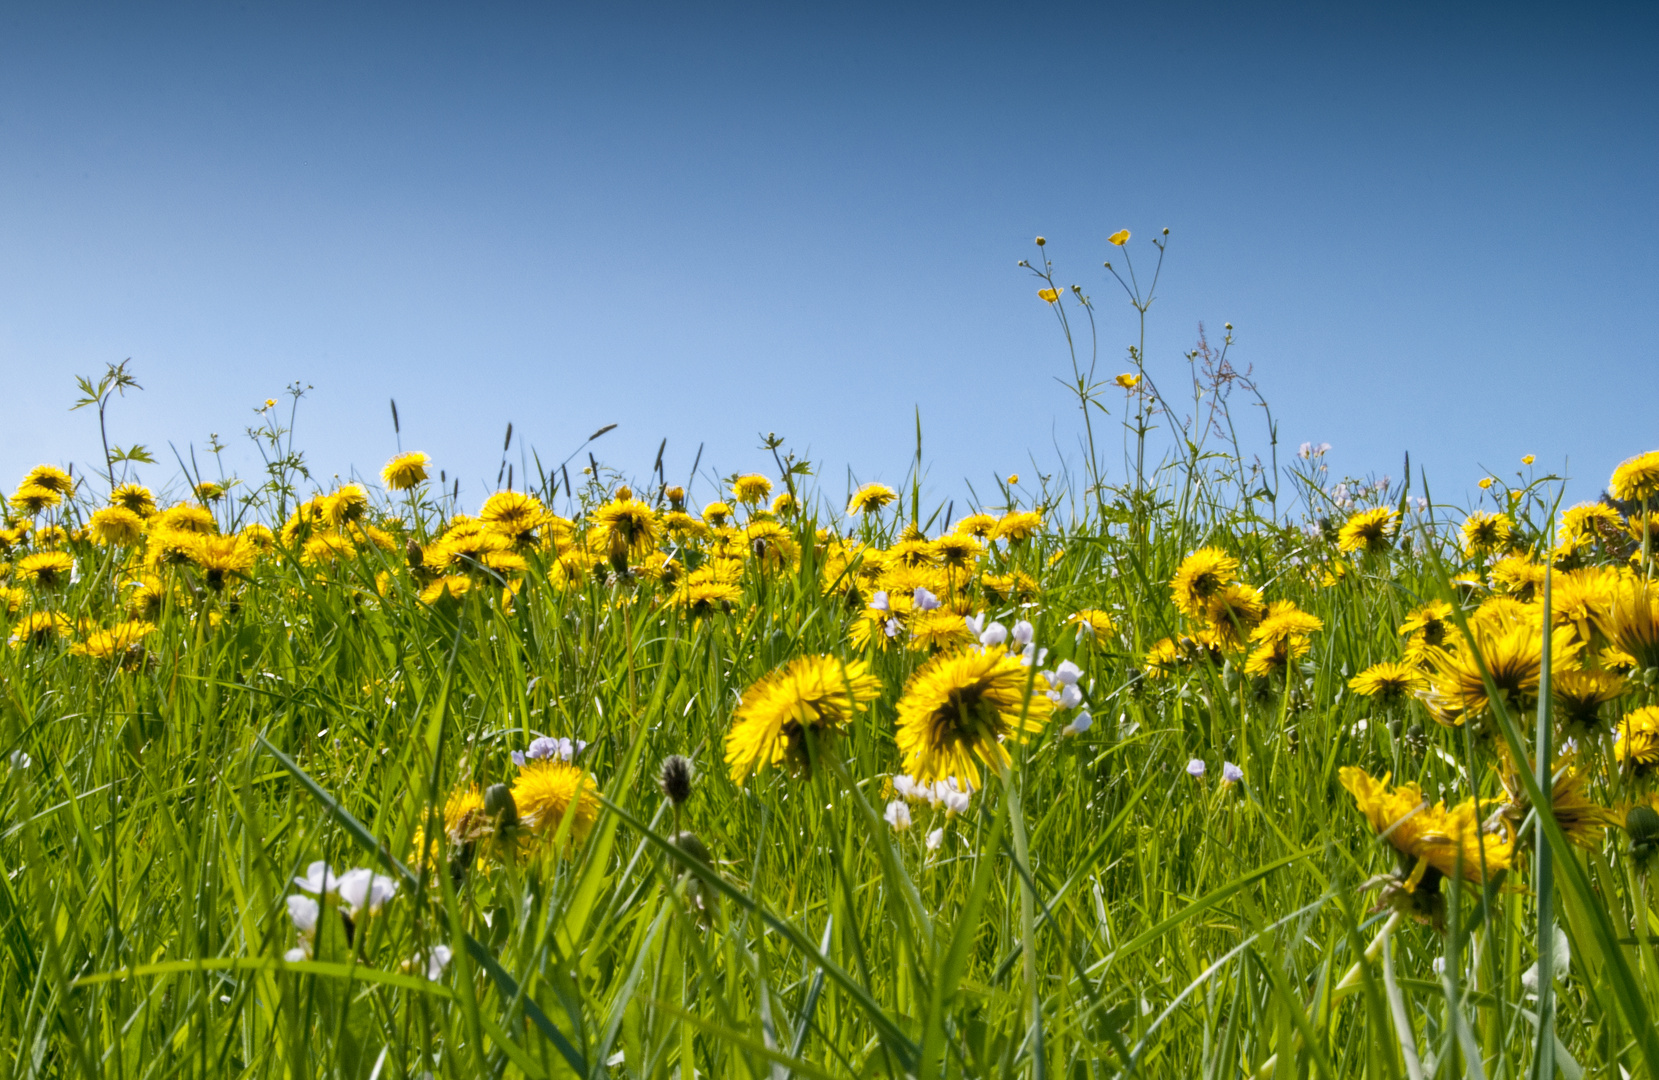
[2,2,1654,518]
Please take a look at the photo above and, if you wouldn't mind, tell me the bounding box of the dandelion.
[731,474,772,505]
[480,490,547,545]
[894,646,1052,783]
[190,535,257,590]
[1336,508,1397,554]
[511,760,602,848]
[88,506,145,546]
[1068,609,1114,647]
[22,465,73,497]
[847,483,898,516]
[9,484,61,516]
[1615,707,1659,776]
[1461,512,1512,557]
[382,451,431,491]
[953,513,998,538]
[102,485,154,520]
[16,551,74,590]
[1610,450,1659,503]
[1348,662,1429,704]
[1553,669,1626,735]
[591,498,659,568]
[1170,547,1239,619]
[992,510,1042,543]
[725,655,881,784]
[71,621,156,668]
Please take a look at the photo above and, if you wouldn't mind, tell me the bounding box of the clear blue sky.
[2,2,1654,517]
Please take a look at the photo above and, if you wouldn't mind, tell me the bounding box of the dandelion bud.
[673,830,712,866]
[616,485,632,501]
[1627,804,1659,858]
[659,754,694,807]
[406,539,424,567]
[483,783,519,829]
[665,485,686,510]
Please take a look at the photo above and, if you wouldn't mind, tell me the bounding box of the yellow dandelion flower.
[155,503,216,535]
[701,501,733,527]
[16,551,74,590]
[1423,619,1579,728]
[22,465,74,497]
[1560,502,1621,544]
[953,512,998,539]
[1348,662,1430,704]
[9,484,61,516]
[1496,759,1615,850]
[1340,767,1511,890]
[1610,450,1659,503]
[1489,554,1545,598]
[1067,609,1115,648]
[981,570,1038,605]
[1336,507,1397,554]
[770,491,797,516]
[894,647,1051,784]
[1597,580,1659,671]
[382,451,431,491]
[190,535,257,590]
[847,483,899,516]
[125,575,171,620]
[930,533,982,569]
[194,481,225,503]
[1170,547,1239,619]
[907,609,978,652]
[1251,600,1323,645]
[110,484,156,517]
[731,473,772,505]
[324,485,369,527]
[1616,706,1659,776]
[71,620,157,668]
[241,523,275,552]
[88,506,145,546]
[511,760,602,851]
[419,575,474,606]
[743,520,800,571]
[1200,582,1266,651]
[725,655,881,784]
[1552,669,1626,734]
[1461,512,1511,557]
[479,490,546,545]
[672,578,741,619]
[1244,634,1310,678]
[9,611,71,648]
[992,510,1042,543]
[301,533,357,567]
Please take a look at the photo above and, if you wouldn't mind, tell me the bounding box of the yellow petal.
[1037,288,1060,303]
[1107,229,1130,246]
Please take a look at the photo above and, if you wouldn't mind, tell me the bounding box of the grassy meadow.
[4,237,1659,1079]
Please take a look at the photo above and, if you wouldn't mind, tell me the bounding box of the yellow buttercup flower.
[1522,454,1535,465]
[1114,373,1140,389]
[1478,477,1495,490]
[1107,229,1130,246]
[1037,288,1060,303]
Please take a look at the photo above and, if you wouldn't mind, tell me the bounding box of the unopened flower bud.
[483,783,518,829]
[660,754,694,807]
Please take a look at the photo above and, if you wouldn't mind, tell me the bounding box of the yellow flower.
[1461,512,1512,557]
[1348,662,1430,703]
[419,575,474,606]
[1251,600,1323,645]
[1552,669,1626,734]
[324,485,369,527]
[1170,547,1240,619]
[1616,706,1659,775]
[194,481,225,503]
[991,510,1042,543]
[742,520,799,572]
[15,551,74,590]
[1610,449,1659,503]
[22,465,74,497]
[110,484,157,517]
[1560,502,1620,543]
[701,501,733,527]
[1114,373,1140,389]
[382,451,431,491]
[590,498,659,567]
[953,513,998,539]
[1340,767,1511,890]
[731,474,773,505]
[265,398,277,409]
[9,611,71,648]
[189,535,258,590]
[1423,616,1579,728]
[9,484,61,516]
[1597,580,1659,671]
[511,761,601,851]
[1244,634,1310,678]
[88,506,145,546]
[770,491,797,516]
[71,620,157,668]
[1037,288,1060,303]
[846,483,899,516]
[1478,477,1495,490]
[1336,508,1397,554]
[894,646,1051,784]
[1499,759,1615,849]
[1522,454,1535,465]
[479,490,547,546]
[672,578,741,620]
[725,655,881,784]
[1201,583,1266,651]
[1067,609,1115,648]
[1006,474,1019,485]
[1107,229,1130,246]
[155,503,216,535]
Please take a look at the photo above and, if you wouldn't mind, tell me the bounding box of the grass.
[3,237,1658,1078]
